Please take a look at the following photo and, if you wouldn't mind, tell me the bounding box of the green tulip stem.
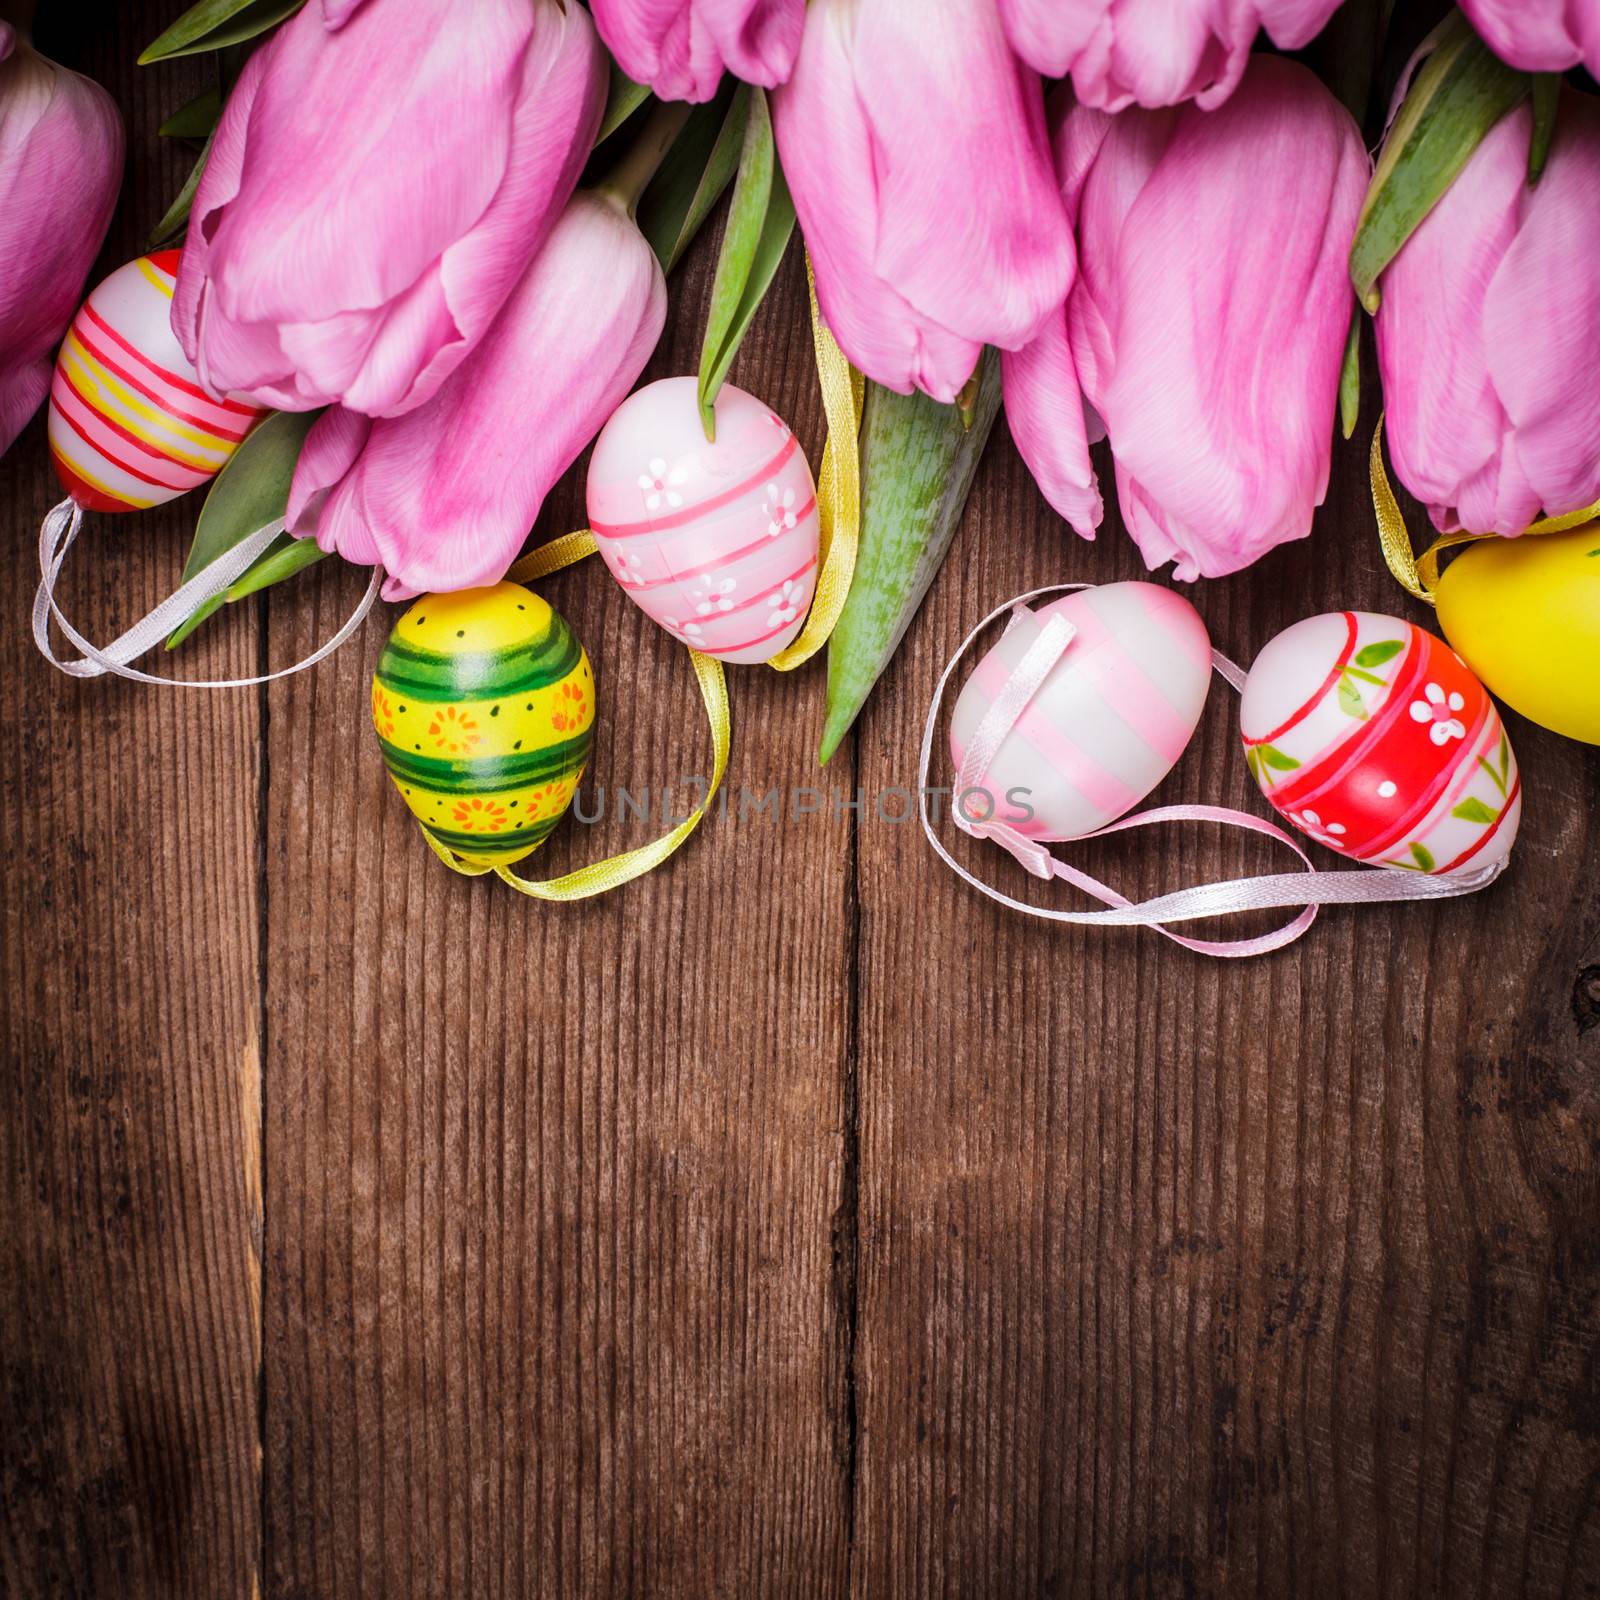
[599,99,694,216]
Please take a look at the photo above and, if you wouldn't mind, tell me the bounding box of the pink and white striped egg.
[950,583,1214,838]
[1241,611,1521,876]
[47,251,264,514]
[586,377,820,664]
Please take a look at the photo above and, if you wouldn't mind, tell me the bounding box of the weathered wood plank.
[258,243,855,1598]
[849,395,1600,1597]
[0,14,262,1597]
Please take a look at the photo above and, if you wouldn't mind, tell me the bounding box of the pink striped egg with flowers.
[47,251,264,513]
[586,376,820,664]
[949,583,1214,838]
[1241,611,1521,876]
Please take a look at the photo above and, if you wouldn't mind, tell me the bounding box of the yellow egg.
[1435,524,1600,745]
[372,581,594,864]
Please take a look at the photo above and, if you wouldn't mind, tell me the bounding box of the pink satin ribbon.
[918,583,1504,959]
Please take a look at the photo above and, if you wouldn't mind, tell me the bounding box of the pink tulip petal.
[773,0,1072,399]
[0,38,122,457]
[176,0,602,416]
[1459,0,1598,74]
[1001,310,1102,539]
[287,405,373,531]
[1055,57,1365,576]
[1376,106,1531,533]
[304,194,665,598]
[591,0,804,102]
[853,0,1074,353]
[999,0,1344,112]
[1480,88,1600,523]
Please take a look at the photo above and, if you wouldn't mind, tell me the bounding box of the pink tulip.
[288,192,665,599]
[770,0,1074,404]
[1459,0,1600,75]
[173,0,605,419]
[590,0,804,103]
[1376,88,1600,537]
[1004,56,1367,579]
[0,24,122,458]
[995,0,1347,112]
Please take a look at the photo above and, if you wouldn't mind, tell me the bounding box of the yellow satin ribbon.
[422,529,730,901]
[1372,415,1600,602]
[767,253,863,671]
[417,273,854,895]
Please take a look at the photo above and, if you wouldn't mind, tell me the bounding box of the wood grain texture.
[0,14,262,1599]
[3,4,1599,1598]
[257,241,854,1600]
[849,395,1600,1598]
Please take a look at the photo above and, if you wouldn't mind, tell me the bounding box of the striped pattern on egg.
[47,251,264,512]
[949,582,1215,839]
[586,376,820,665]
[373,582,594,866]
[1241,611,1520,876]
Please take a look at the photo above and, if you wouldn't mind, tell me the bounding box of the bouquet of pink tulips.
[4,0,1598,750]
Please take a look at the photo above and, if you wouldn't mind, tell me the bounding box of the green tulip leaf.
[226,533,328,601]
[167,410,319,646]
[1339,307,1361,440]
[140,0,305,63]
[598,62,652,145]
[697,87,795,439]
[1529,73,1560,184]
[819,352,1002,765]
[159,85,222,140]
[1349,12,1527,311]
[638,81,745,275]
[147,130,215,249]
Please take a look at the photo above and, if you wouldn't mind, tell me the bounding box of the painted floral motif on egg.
[586,377,821,665]
[1241,611,1521,876]
[47,251,265,512]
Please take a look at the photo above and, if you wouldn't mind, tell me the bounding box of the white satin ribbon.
[919,582,1504,958]
[33,497,380,688]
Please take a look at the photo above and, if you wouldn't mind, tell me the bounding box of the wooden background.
[3,4,1598,1596]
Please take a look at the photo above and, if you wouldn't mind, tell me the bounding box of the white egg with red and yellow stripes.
[47,251,264,512]
[585,376,820,664]
[949,583,1214,837]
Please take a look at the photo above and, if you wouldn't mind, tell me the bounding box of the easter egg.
[1435,524,1600,745]
[46,251,265,513]
[1241,611,1520,876]
[586,376,820,664]
[372,581,594,866]
[949,582,1214,838]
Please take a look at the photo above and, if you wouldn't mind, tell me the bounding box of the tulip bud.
[1459,0,1600,75]
[1004,57,1368,579]
[995,0,1347,112]
[288,192,666,599]
[1375,87,1600,536]
[590,0,805,103]
[0,24,122,459]
[771,0,1074,404]
[173,0,606,420]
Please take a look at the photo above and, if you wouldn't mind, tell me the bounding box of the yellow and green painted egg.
[1435,523,1600,745]
[371,581,594,864]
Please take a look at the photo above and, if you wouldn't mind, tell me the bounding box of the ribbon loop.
[1371,415,1600,603]
[419,530,732,902]
[33,496,379,688]
[766,252,863,672]
[919,579,1505,959]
